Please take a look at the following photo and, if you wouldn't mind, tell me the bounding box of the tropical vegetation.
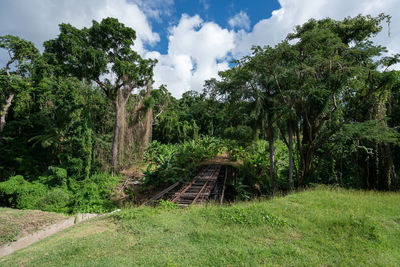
[1,14,400,214]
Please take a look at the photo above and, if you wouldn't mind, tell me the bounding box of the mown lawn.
[0,208,68,246]
[1,186,400,266]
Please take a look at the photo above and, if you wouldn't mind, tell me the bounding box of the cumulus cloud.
[1,0,399,97]
[228,11,251,31]
[0,0,159,54]
[233,0,400,61]
[155,0,400,97]
[146,14,235,97]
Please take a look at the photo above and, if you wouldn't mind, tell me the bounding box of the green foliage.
[223,125,254,145]
[341,120,399,144]
[218,205,286,227]
[73,173,119,213]
[38,166,68,187]
[206,13,400,190]
[156,199,179,210]
[2,14,400,216]
[0,175,47,209]
[36,188,73,213]
[233,140,290,195]
[0,172,118,214]
[143,137,226,186]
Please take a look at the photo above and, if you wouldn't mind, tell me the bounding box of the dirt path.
[0,213,98,258]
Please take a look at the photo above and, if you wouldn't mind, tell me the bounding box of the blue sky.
[0,0,399,97]
[146,0,281,54]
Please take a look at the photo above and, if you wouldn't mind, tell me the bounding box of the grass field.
[1,186,400,266]
[0,208,68,246]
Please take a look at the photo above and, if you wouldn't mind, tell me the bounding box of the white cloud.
[0,0,159,54]
[146,14,235,97]
[1,0,399,98]
[128,0,174,22]
[155,0,400,97]
[233,0,400,62]
[228,11,251,31]
[200,0,210,11]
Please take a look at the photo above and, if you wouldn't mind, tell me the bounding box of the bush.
[38,166,68,187]
[223,125,254,145]
[0,172,119,214]
[233,139,290,196]
[143,136,226,186]
[0,175,47,209]
[72,173,119,213]
[37,188,73,213]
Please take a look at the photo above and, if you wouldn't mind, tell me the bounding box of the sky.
[0,0,399,97]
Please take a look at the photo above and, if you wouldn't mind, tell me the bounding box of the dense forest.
[1,14,399,213]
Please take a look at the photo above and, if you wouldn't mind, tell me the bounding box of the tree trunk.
[268,121,275,194]
[294,122,303,185]
[299,113,316,185]
[111,96,121,172]
[0,93,15,133]
[301,147,314,184]
[140,81,153,156]
[117,97,127,166]
[111,87,132,172]
[288,120,294,190]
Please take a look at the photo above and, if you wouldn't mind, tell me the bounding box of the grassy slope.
[1,186,399,266]
[0,208,68,246]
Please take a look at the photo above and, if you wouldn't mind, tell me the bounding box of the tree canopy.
[0,14,400,214]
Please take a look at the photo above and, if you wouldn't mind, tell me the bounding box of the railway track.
[144,164,228,207]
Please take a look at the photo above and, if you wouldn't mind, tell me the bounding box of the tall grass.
[2,187,400,266]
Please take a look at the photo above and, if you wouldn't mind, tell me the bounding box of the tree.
[248,44,298,190]
[208,14,399,189]
[248,14,396,185]
[207,58,279,193]
[0,35,39,133]
[44,18,156,171]
[284,14,397,184]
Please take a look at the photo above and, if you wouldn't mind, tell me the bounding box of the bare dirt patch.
[0,208,68,246]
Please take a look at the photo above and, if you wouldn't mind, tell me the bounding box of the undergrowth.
[143,136,226,186]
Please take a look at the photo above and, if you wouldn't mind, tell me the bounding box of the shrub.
[0,172,119,214]
[223,125,254,145]
[143,136,226,186]
[72,172,119,213]
[233,139,290,196]
[38,166,68,187]
[37,188,73,213]
[0,175,47,209]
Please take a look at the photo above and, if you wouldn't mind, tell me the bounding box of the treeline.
[151,14,400,193]
[0,14,400,213]
[208,14,400,192]
[0,18,158,212]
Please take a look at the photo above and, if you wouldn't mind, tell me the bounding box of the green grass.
[1,186,400,266]
[0,208,68,246]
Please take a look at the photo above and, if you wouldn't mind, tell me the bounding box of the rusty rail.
[146,164,229,207]
[220,166,228,204]
[171,165,220,206]
[191,179,210,204]
[143,180,182,206]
